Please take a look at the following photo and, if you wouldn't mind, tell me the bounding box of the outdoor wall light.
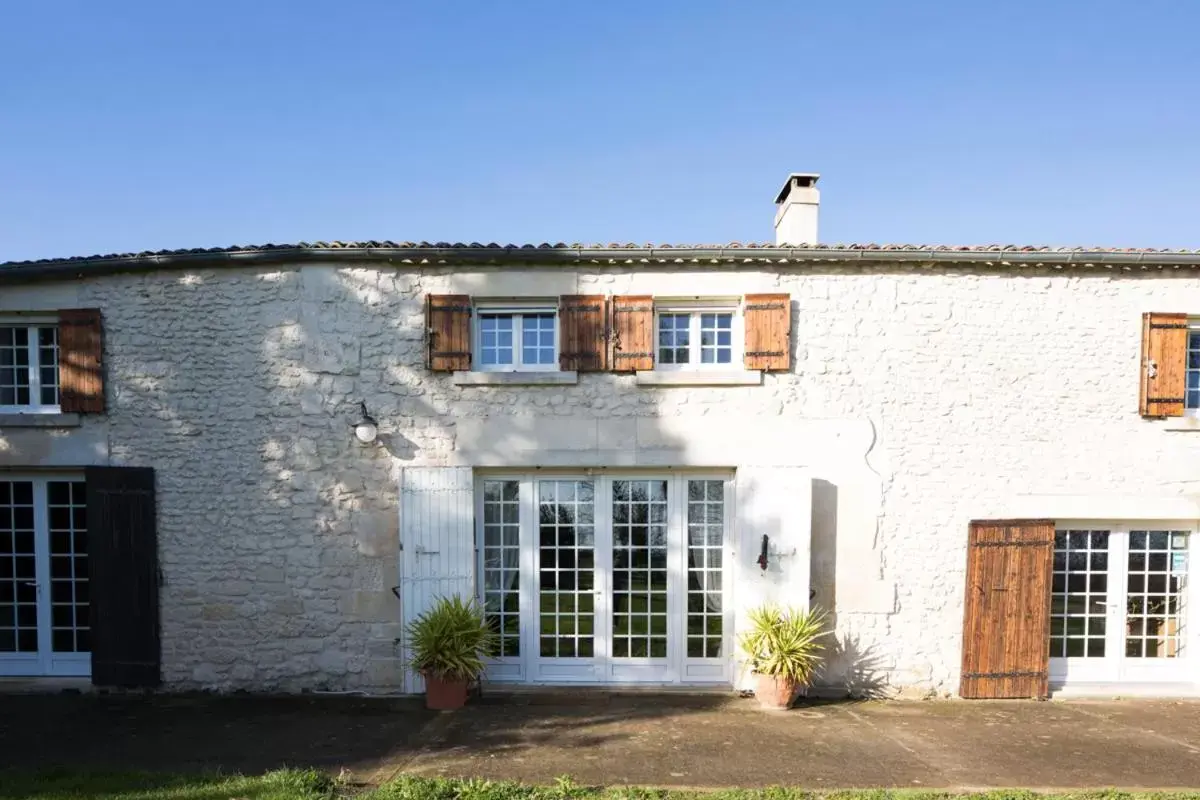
[351,401,378,445]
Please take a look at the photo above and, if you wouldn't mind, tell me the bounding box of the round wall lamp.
[351,401,378,445]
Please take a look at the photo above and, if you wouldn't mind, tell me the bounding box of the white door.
[398,467,475,693]
[477,473,733,685]
[0,476,90,677]
[1050,523,1195,690]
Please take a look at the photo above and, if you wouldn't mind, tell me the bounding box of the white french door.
[0,476,90,677]
[1050,522,1196,689]
[477,473,733,685]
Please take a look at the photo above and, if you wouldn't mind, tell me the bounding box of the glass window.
[686,479,725,659]
[539,480,596,658]
[482,480,521,658]
[478,315,514,368]
[1051,529,1109,659]
[699,313,733,365]
[658,313,691,365]
[656,309,739,369]
[1125,530,1188,659]
[476,310,557,370]
[1187,329,1200,413]
[0,325,60,410]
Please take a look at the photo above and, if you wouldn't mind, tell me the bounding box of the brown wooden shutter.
[743,293,791,372]
[426,294,472,372]
[558,295,608,372]
[1139,312,1189,418]
[86,466,160,688]
[610,295,654,372]
[58,308,105,413]
[960,519,1054,699]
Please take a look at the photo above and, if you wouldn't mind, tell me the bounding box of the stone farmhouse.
[2,174,1199,698]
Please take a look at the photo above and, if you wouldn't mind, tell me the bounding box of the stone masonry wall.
[6,261,1200,694]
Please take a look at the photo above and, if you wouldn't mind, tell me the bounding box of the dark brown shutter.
[1139,312,1188,418]
[558,295,608,372]
[743,293,791,372]
[58,308,105,413]
[86,466,160,688]
[426,295,472,372]
[960,519,1054,699]
[610,295,654,372]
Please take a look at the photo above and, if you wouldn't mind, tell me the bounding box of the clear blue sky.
[3,1,1198,262]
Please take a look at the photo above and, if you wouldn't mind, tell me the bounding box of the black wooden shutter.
[86,466,160,687]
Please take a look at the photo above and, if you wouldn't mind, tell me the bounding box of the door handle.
[19,581,37,587]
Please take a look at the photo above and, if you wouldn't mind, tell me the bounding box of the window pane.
[1051,529,1109,659]
[37,327,59,406]
[687,480,724,659]
[0,327,32,407]
[658,314,690,366]
[1188,332,1200,409]
[520,313,556,366]
[478,315,514,367]
[699,312,733,366]
[481,479,521,657]
[539,480,595,659]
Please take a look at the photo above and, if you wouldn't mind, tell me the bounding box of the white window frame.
[1186,320,1200,417]
[473,303,559,373]
[654,301,743,371]
[0,316,61,414]
[474,470,736,686]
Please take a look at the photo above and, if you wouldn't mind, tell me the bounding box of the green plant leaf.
[738,604,831,685]
[404,594,499,682]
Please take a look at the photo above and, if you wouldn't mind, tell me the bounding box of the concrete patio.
[3,690,1199,789]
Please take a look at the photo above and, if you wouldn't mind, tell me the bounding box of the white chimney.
[773,172,820,245]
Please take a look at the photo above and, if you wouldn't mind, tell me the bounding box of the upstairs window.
[655,306,740,369]
[475,306,558,371]
[0,323,60,411]
[1188,323,1200,414]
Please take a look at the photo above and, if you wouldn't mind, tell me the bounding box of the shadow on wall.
[96,265,448,691]
[810,477,888,697]
[102,264,885,694]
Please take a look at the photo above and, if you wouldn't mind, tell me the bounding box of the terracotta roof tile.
[4,241,1200,275]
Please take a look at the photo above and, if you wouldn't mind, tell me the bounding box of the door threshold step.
[0,677,93,694]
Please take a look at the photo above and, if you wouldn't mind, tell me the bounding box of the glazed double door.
[478,474,731,685]
[0,477,90,677]
[1050,523,1196,687]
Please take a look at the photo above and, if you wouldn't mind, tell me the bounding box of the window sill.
[1157,416,1200,432]
[634,370,762,387]
[453,371,579,386]
[0,412,81,428]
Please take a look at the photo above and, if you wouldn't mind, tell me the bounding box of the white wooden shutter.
[734,467,813,689]
[398,466,475,693]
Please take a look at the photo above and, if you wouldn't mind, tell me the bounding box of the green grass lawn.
[4,771,1200,800]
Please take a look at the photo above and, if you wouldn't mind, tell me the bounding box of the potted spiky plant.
[739,604,830,709]
[405,594,496,710]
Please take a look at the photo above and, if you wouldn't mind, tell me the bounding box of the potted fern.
[740,604,830,709]
[405,594,496,710]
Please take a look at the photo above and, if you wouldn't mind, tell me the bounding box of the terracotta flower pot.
[755,673,799,710]
[424,675,469,710]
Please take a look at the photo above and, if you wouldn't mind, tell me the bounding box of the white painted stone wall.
[3,262,1200,695]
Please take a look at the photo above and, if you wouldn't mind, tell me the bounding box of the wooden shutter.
[610,295,654,372]
[1139,312,1189,418]
[399,466,474,694]
[58,308,105,413]
[743,293,791,372]
[960,519,1054,699]
[86,466,160,688]
[559,295,608,372]
[426,295,472,372]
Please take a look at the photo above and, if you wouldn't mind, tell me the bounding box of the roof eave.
[2,246,1200,285]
